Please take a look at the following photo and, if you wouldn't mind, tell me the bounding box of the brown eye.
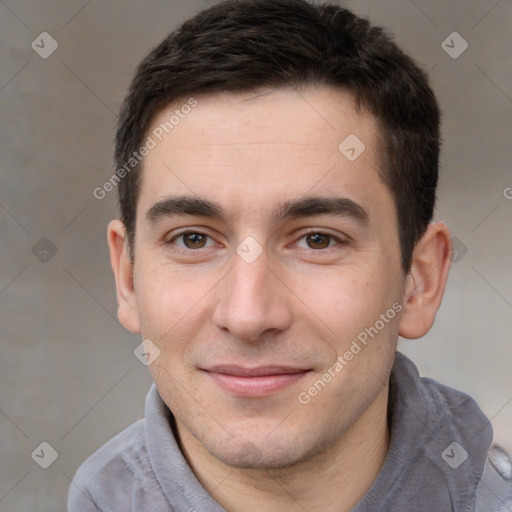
[305,233,332,249]
[182,233,207,249]
[168,231,215,250]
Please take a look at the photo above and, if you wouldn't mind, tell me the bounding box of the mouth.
[202,365,311,397]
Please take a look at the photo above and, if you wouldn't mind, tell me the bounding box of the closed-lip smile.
[203,365,311,397]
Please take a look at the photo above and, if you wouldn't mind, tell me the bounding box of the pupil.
[307,234,329,249]
[185,233,205,248]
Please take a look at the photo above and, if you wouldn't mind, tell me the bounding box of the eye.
[168,231,217,250]
[295,232,342,250]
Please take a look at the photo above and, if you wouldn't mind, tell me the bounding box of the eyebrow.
[145,195,369,225]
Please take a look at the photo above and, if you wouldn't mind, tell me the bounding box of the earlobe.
[107,220,141,334]
[399,222,452,339]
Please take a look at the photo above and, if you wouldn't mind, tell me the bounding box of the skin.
[108,86,452,512]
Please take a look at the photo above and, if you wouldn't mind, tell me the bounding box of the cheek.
[292,263,402,364]
[291,267,379,331]
[134,260,204,343]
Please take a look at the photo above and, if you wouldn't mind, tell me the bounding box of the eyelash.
[294,229,345,249]
[166,230,219,250]
[166,229,346,251]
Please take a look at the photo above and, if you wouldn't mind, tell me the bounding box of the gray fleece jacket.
[68,352,511,511]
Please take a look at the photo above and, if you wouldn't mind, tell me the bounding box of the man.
[68,0,510,510]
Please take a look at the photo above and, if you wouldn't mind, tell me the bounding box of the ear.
[107,219,141,334]
[399,222,452,339]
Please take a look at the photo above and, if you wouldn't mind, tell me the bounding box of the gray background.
[0,0,511,510]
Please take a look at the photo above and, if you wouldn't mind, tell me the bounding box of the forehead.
[145,86,378,154]
[138,86,389,224]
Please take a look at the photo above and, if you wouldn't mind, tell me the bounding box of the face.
[124,87,407,469]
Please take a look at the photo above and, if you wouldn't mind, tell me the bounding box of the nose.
[212,249,293,343]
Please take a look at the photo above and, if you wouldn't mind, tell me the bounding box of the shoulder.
[393,351,490,428]
[476,446,512,511]
[76,418,149,480]
[68,419,161,511]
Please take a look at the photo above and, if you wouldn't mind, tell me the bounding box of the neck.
[176,384,390,512]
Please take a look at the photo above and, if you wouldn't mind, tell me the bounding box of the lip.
[203,365,310,397]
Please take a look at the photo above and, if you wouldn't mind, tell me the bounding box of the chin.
[204,428,333,471]
[214,445,303,470]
